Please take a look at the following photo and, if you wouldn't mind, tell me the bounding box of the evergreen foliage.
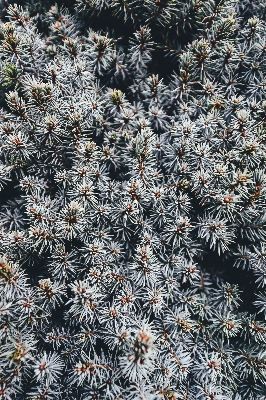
[0,0,266,398]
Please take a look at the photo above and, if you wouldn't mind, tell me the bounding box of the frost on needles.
[0,0,266,399]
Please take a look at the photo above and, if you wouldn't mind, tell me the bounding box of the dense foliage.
[1,0,266,398]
